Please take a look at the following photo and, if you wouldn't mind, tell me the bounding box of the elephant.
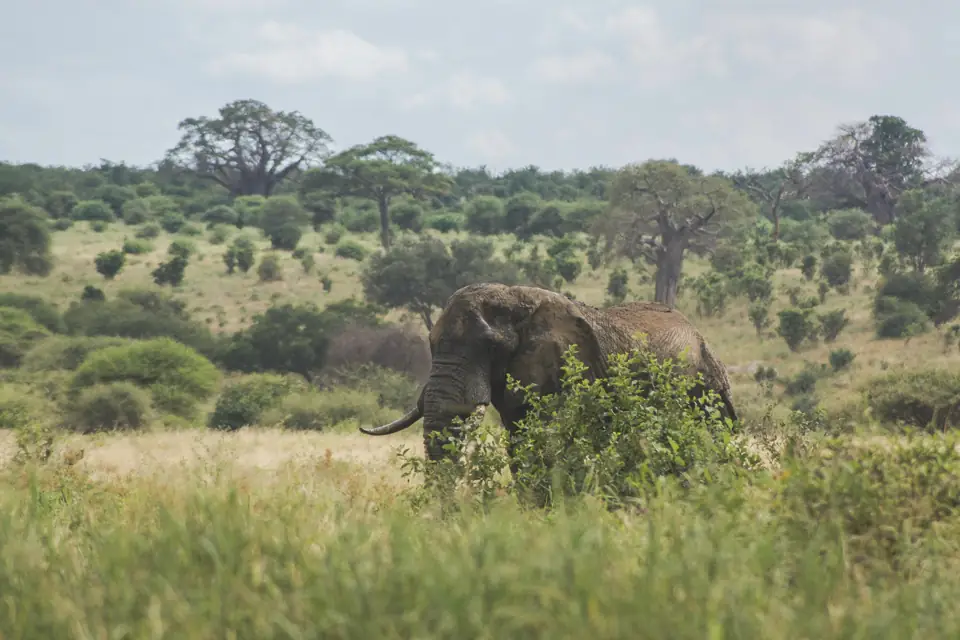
[359,282,738,466]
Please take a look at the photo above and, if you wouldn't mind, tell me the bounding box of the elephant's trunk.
[420,359,491,462]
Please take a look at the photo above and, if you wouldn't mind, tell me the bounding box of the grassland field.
[1,221,959,637]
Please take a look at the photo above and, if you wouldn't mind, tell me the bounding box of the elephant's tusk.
[359,407,423,436]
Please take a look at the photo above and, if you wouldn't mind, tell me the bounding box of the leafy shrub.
[95,250,126,280]
[70,337,220,418]
[70,199,114,222]
[64,382,152,434]
[776,308,819,351]
[820,250,853,288]
[606,269,629,305]
[826,208,874,241]
[122,238,153,254]
[335,241,368,261]
[257,254,283,282]
[424,213,463,233]
[748,300,770,335]
[202,205,239,227]
[873,297,929,339]
[90,220,109,233]
[81,286,105,302]
[778,435,960,564]
[0,307,51,367]
[709,244,745,276]
[0,293,64,332]
[208,373,307,431]
[424,343,760,509]
[208,224,232,245]
[0,195,54,276]
[863,368,960,431]
[21,335,134,371]
[391,200,424,232]
[135,222,161,239]
[264,388,393,431]
[224,236,257,274]
[732,263,773,302]
[819,309,849,343]
[323,225,345,245]
[179,223,202,237]
[167,239,195,260]
[690,272,728,317]
[152,256,187,287]
[829,348,856,372]
[260,196,309,250]
[120,198,152,225]
[52,218,74,231]
[340,207,379,233]
[800,254,817,280]
[62,289,216,356]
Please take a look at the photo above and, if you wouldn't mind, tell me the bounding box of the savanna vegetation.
[3,99,960,636]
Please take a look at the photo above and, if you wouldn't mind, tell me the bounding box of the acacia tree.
[0,195,54,276]
[799,115,940,225]
[728,158,807,242]
[166,99,332,197]
[598,160,756,307]
[300,135,451,249]
[361,235,521,329]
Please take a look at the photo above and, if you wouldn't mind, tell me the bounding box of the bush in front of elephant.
[506,343,761,508]
[404,341,761,511]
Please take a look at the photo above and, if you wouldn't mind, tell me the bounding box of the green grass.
[4,221,960,635]
[1,427,959,638]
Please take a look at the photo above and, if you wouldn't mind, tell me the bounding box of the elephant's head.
[359,283,608,461]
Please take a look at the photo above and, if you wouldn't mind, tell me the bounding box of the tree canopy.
[166,99,332,198]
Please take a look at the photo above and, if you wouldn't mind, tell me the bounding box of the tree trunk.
[654,236,686,308]
[378,196,392,249]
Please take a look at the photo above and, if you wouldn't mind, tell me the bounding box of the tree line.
[2,99,959,310]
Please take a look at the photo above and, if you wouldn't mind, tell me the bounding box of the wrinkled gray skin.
[360,283,738,468]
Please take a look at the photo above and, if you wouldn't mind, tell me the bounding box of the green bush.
[873,297,929,339]
[22,335,134,371]
[208,373,307,431]
[95,250,126,280]
[829,348,856,372]
[51,218,74,231]
[122,238,153,255]
[264,388,393,431]
[0,293,64,332]
[167,239,195,260]
[323,225,345,245]
[819,309,849,343]
[391,201,424,232]
[826,208,874,241]
[257,254,284,282]
[776,308,819,351]
[863,368,960,431]
[424,343,760,509]
[208,224,232,245]
[821,250,853,288]
[0,307,51,368]
[424,213,463,233]
[90,220,108,233]
[340,207,379,233]
[64,382,153,434]
[335,241,368,261]
[70,337,220,418]
[202,205,239,227]
[160,212,186,234]
[135,222,162,239]
[778,434,960,564]
[70,199,114,222]
[179,223,203,237]
[224,236,257,274]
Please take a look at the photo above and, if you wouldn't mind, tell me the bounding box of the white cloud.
[601,6,905,87]
[207,21,408,83]
[531,51,616,84]
[466,129,516,161]
[401,72,510,110]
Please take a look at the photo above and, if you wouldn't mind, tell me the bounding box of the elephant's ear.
[519,298,608,383]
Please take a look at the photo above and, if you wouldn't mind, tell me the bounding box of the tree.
[95,250,126,280]
[258,195,310,250]
[728,159,807,242]
[799,115,937,224]
[166,99,332,197]
[300,135,451,249]
[892,189,957,274]
[0,195,54,276]
[598,160,756,307]
[361,235,521,329]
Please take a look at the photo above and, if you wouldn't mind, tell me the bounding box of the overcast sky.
[1,0,956,174]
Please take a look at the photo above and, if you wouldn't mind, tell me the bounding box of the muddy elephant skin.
[360,283,738,464]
